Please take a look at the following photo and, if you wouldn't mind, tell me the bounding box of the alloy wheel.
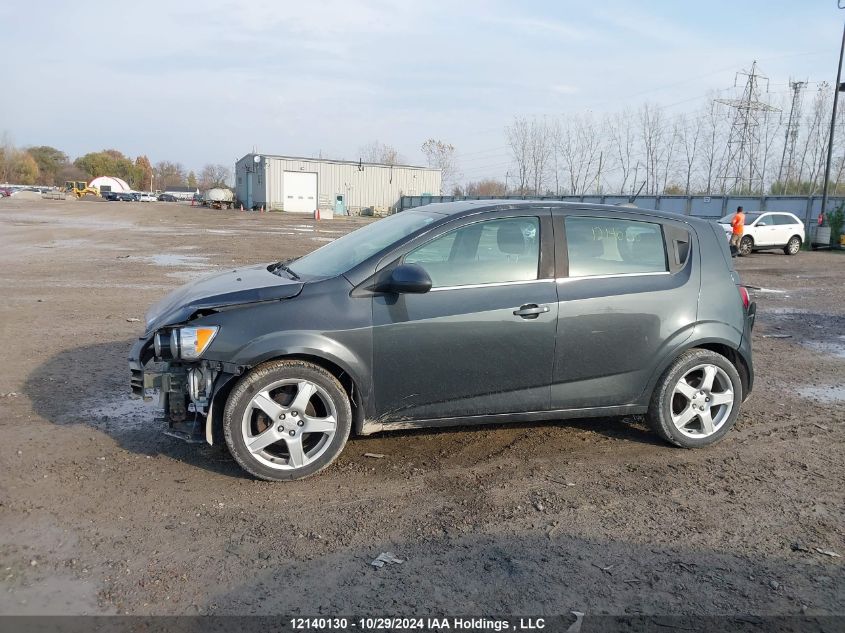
[739,237,753,256]
[241,378,338,470]
[787,237,801,254]
[670,364,735,439]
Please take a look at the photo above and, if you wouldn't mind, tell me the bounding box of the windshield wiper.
[271,261,300,280]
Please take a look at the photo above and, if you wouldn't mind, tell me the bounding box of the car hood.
[144,264,303,332]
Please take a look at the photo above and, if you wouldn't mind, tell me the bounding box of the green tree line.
[0,136,231,191]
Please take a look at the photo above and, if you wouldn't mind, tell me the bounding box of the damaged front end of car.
[128,263,305,444]
[129,325,243,444]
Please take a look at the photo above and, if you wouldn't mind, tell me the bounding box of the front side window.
[565,216,668,277]
[405,217,540,288]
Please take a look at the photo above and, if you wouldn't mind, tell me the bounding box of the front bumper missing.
[130,338,242,445]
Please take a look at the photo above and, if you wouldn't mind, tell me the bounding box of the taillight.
[738,286,750,310]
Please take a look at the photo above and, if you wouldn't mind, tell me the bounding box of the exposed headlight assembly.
[179,326,219,360]
[154,326,219,360]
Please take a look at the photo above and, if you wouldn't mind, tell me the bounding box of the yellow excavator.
[64,181,100,198]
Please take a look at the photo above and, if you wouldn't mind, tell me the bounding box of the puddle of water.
[166,270,214,281]
[754,288,787,294]
[802,340,845,359]
[138,253,213,268]
[798,385,845,403]
[62,396,153,431]
[205,229,244,235]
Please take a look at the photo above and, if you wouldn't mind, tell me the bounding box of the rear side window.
[773,214,799,225]
[565,217,668,277]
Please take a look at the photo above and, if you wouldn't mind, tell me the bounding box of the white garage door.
[283,171,317,213]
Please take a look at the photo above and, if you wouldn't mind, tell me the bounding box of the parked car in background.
[718,211,805,256]
[0,187,11,197]
[131,201,756,481]
[105,191,135,202]
[138,193,157,202]
[158,193,178,202]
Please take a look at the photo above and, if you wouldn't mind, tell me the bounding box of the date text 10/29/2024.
[290,617,548,631]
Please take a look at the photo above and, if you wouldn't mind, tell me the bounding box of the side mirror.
[757,221,767,226]
[382,263,432,294]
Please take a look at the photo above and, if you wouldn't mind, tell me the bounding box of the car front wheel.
[223,360,352,481]
[784,235,801,255]
[738,236,753,256]
[646,349,742,448]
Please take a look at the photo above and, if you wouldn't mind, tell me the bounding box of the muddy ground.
[0,198,842,618]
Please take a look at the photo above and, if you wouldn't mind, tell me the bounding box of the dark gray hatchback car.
[130,201,756,480]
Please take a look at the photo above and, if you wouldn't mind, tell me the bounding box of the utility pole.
[715,61,780,194]
[820,19,845,223]
[776,80,807,194]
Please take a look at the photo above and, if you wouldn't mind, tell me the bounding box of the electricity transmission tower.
[776,79,807,192]
[715,61,780,193]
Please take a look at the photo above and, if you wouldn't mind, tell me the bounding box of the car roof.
[413,199,708,226]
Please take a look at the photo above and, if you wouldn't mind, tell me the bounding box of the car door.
[550,211,699,410]
[772,213,797,245]
[371,210,558,422]
[752,213,778,246]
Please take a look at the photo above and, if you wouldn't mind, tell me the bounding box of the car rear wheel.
[784,235,801,255]
[646,349,742,448]
[223,360,351,481]
[738,236,753,256]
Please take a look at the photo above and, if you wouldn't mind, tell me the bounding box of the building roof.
[237,153,438,172]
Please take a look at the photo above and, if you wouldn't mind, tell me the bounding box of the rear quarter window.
[565,217,668,277]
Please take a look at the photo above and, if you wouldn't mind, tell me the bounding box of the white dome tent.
[89,176,131,193]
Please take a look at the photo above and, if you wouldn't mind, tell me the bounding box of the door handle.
[513,304,549,319]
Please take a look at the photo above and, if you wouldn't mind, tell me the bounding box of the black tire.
[738,236,753,256]
[783,235,801,255]
[223,360,351,481]
[646,348,743,448]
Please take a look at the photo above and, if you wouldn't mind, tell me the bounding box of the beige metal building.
[234,153,441,214]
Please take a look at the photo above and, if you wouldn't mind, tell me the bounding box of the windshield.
[719,212,761,225]
[287,210,442,279]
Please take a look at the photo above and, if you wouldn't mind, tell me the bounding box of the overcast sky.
[0,0,841,180]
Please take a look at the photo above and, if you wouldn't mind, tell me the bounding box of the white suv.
[718,211,805,256]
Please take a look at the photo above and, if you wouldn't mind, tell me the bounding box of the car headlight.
[154,326,219,360]
[178,326,219,360]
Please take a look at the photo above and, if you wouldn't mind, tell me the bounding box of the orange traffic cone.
[240,203,243,211]
[260,205,264,213]
[314,208,321,221]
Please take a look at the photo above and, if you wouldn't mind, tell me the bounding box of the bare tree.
[506,117,531,193]
[678,113,702,194]
[199,164,232,190]
[660,117,680,193]
[421,139,459,194]
[465,179,507,196]
[698,101,724,195]
[359,141,403,165]
[639,103,665,195]
[606,110,635,195]
[154,161,187,189]
[557,114,602,195]
[528,117,552,195]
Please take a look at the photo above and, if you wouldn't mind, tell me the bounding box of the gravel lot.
[0,198,842,617]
